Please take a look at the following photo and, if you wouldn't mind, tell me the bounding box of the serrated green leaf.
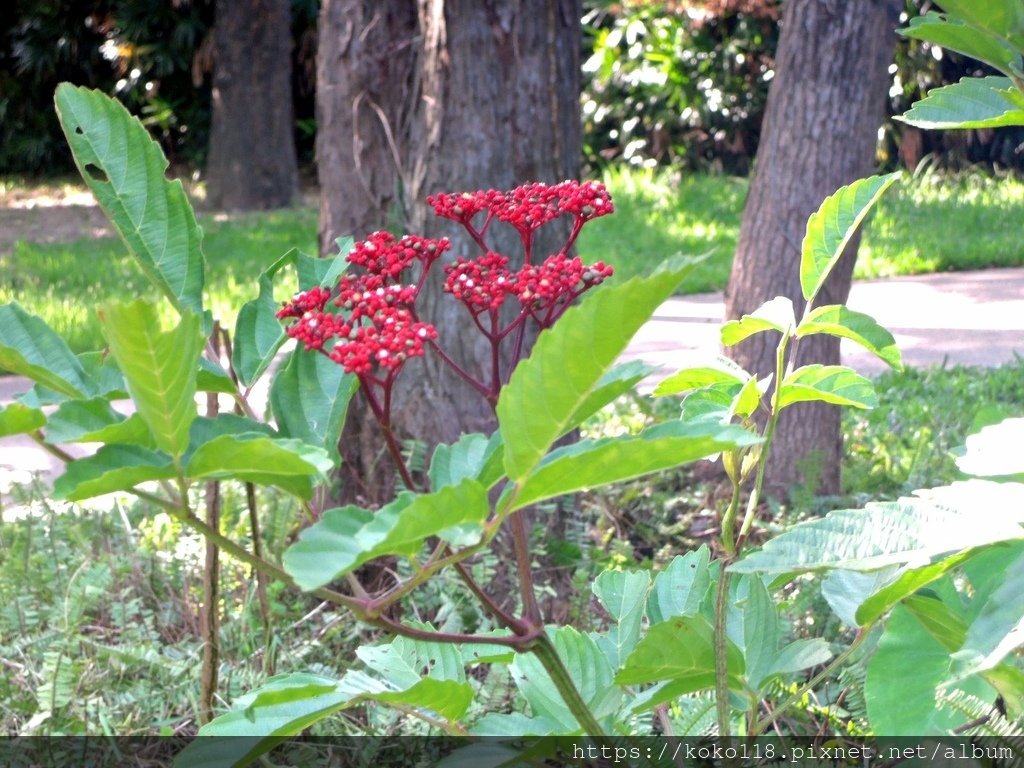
[720,296,796,346]
[738,576,780,692]
[731,484,1024,575]
[952,549,1024,680]
[283,479,490,590]
[797,305,902,371]
[593,569,651,669]
[0,303,93,398]
[855,551,975,626]
[680,382,739,424]
[654,356,749,397]
[510,420,759,510]
[43,398,153,446]
[269,347,358,467]
[616,616,744,702]
[778,364,877,410]
[357,631,467,689]
[647,547,712,624]
[53,445,176,501]
[801,173,900,303]
[185,433,331,498]
[511,627,619,730]
[0,403,46,438]
[898,77,1024,129]
[867,602,993,734]
[931,0,1024,43]
[900,12,1019,77]
[821,567,901,628]
[428,431,505,491]
[497,260,699,480]
[100,301,201,460]
[55,84,204,315]
[769,639,833,680]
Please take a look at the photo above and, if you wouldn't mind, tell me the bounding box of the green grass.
[1,207,318,353]
[3,167,1024,354]
[576,166,1024,290]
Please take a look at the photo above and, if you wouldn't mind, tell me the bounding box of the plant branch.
[531,633,605,735]
[750,628,869,736]
[714,559,733,739]
[511,509,542,627]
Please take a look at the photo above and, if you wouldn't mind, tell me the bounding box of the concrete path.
[2,268,1023,496]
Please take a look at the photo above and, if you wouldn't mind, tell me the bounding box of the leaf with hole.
[55,84,204,316]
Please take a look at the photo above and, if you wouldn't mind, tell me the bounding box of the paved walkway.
[2,268,1023,496]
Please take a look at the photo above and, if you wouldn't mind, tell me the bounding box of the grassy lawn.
[2,167,1023,354]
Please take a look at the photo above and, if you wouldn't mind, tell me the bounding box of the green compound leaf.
[44,398,153,446]
[797,305,902,371]
[801,173,900,304]
[185,434,332,499]
[593,569,651,669]
[428,431,505,491]
[53,444,176,501]
[654,356,749,397]
[511,627,619,731]
[0,403,46,438]
[646,546,713,624]
[100,300,202,460]
[55,84,204,316]
[731,484,1024,575]
[510,420,760,510]
[233,247,348,387]
[283,478,490,591]
[617,616,745,706]
[720,296,796,346]
[0,303,94,398]
[898,77,1024,129]
[269,348,358,468]
[498,259,699,481]
[777,364,877,410]
[900,12,1019,77]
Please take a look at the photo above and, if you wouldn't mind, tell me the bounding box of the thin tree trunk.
[206,0,299,210]
[724,0,901,498]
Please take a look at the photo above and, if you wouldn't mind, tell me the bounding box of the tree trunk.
[724,0,901,498]
[318,0,582,504]
[206,0,299,211]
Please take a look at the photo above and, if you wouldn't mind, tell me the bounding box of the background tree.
[317,0,582,503]
[723,0,903,497]
[205,0,298,210]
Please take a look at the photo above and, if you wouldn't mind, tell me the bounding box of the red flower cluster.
[516,254,614,318]
[443,252,516,313]
[276,234,447,377]
[428,180,614,235]
[347,232,449,278]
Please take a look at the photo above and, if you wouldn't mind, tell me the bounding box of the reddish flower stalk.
[277,180,615,463]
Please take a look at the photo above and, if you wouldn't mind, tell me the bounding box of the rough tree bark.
[724,0,902,498]
[206,0,299,211]
[317,0,582,504]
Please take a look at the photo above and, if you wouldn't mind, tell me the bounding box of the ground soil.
[0,181,112,255]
